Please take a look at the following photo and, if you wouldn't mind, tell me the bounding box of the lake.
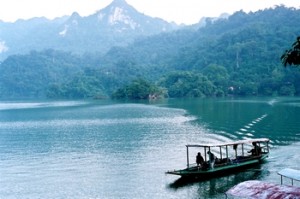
[0,97,299,198]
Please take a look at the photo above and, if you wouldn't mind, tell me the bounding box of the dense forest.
[0,6,300,99]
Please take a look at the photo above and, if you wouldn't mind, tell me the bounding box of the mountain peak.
[106,0,135,11]
[90,0,178,33]
[69,12,81,21]
[111,0,127,5]
[94,0,139,29]
[104,0,131,10]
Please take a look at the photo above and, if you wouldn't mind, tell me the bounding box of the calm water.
[0,97,299,198]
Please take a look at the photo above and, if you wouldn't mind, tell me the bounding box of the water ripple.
[0,116,196,130]
[0,101,87,110]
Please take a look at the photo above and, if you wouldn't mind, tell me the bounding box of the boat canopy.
[278,168,300,185]
[184,138,269,168]
[186,138,269,148]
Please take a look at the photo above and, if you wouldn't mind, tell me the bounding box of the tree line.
[0,6,300,100]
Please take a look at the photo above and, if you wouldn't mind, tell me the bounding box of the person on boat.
[196,152,204,168]
[207,151,216,169]
[248,142,261,156]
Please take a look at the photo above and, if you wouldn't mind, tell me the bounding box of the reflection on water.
[0,100,88,110]
[168,165,269,199]
[168,165,264,190]
[0,97,299,198]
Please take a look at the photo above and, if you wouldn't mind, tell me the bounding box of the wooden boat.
[166,138,270,179]
[225,168,300,198]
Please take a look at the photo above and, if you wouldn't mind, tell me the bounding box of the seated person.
[196,152,204,168]
[248,142,261,156]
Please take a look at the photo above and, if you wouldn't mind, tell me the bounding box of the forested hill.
[1,6,300,99]
[103,6,300,73]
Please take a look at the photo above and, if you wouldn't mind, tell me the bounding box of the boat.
[166,138,270,179]
[225,168,300,198]
[278,168,300,186]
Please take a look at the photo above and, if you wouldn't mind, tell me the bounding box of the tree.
[202,64,229,96]
[158,71,216,98]
[111,78,164,100]
[281,36,300,66]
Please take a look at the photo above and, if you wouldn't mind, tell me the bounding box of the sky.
[0,0,299,25]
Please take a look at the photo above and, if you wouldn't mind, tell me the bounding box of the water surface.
[0,97,299,198]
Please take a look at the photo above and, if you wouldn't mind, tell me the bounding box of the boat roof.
[186,138,269,148]
[226,180,300,198]
[278,168,300,182]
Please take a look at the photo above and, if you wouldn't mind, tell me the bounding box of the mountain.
[1,6,300,99]
[0,0,179,60]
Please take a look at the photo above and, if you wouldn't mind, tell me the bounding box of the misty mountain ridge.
[1,5,300,99]
[60,0,178,35]
[0,0,180,60]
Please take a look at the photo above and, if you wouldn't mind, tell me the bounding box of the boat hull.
[166,154,268,179]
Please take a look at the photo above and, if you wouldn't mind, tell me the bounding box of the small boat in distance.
[166,138,270,179]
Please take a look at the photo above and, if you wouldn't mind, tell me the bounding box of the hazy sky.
[0,0,299,25]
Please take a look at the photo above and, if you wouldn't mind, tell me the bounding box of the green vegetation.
[0,50,82,98]
[112,78,165,100]
[1,6,300,99]
[158,71,216,98]
[281,36,300,66]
